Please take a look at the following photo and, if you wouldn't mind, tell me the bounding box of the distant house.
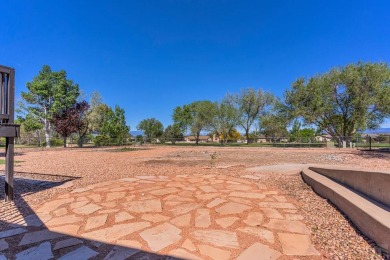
[256,135,268,143]
[184,135,212,143]
[361,134,380,142]
[315,135,333,142]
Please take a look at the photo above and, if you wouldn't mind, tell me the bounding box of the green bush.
[43,138,64,147]
[94,135,110,147]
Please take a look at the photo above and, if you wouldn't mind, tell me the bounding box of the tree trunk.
[44,119,51,148]
[63,136,67,148]
[78,137,84,148]
[196,132,200,145]
[37,130,41,147]
[245,129,249,144]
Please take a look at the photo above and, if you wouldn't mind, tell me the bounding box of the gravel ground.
[0,145,389,259]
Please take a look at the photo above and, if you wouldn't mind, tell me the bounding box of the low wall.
[309,167,390,208]
[302,168,390,251]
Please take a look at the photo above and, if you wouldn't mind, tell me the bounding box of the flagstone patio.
[1,174,321,259]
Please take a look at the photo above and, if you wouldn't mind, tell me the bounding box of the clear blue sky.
[1,0,390,129]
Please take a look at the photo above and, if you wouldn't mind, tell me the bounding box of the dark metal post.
[5,68,15,201]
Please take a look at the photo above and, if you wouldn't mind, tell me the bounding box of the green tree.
[101,105,130,145]
[21,65,79,147]
[259,99,289,139]
[285,62,390,141]
[234,88,274,143]
[16,114,44,146]
[173,101,216,145]
[163,124,183,144]
[211,97,239,143]
[137,118,164,143]
[259,114,289,138]
[87,91,106,134]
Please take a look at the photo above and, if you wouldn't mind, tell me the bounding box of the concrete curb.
[302,168,390,252]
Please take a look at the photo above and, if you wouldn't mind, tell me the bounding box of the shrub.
[94,135,110,147]
[43,138,64,147]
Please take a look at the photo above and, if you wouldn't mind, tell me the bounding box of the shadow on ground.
[0,174,183,259]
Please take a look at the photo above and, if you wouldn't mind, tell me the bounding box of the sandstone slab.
[139,223,182,251]
[216,202,251,215]
[237,242,281,260]
[85,214,108,230]
[59,246,98,260]
[124,199,162,213]
[104,245,140,260]
[53,238,83,250]
[82,222,150,242]
[198,244,231,260]
[215,217,240,228]
[278,233,320,256]
[16,242,53,260]
[263,219,310,234]
[191,230,239,248]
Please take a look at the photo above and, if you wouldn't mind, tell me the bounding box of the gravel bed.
[0,146,389,259]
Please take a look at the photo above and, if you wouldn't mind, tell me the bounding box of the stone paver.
[244,212,264,226]
[0,228,27,239]
[58,246,98,260]
[103,245,140,260]
[238,226,275,243]
[195,208,211,228]
[85,214,108,230]
[140,223,182,251]
[0,239,9,252]
[53,238,83,250]
[215,217,240,228]
[237,242,281,260]
[278,233,320,255]
[15,242,53,260]
[3,174,321,259]
[82,222,150,242]
[215,201,251,215]
[198,244,231,260]
[191,230,239,248]
[263,219,310,234]
[19,229,65,246]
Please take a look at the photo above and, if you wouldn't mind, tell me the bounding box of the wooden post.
[2,69,15,201]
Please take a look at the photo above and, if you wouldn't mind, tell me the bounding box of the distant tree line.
[137,62,390,144]
[16,62,390,147]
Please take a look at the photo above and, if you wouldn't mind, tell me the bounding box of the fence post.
[369,136,372,151]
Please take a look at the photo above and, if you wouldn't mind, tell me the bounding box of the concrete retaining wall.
[302,168,390,252]
[309,167,390,208]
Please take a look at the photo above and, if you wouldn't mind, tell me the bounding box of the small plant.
[209,152,218,168]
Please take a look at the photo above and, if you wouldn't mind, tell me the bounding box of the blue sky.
[1,0,390,129]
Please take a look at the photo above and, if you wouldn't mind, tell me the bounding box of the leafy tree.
[163,124,183,144]
[137,118,164,142]
[173,101,216,145]
[51,101,89,147]
[87,91,106,134]
[21,65,79,147]
[101,105,130,145]
[259,99,289,139]
[285,62,390,141]
[211,97,239,143]
[234,88,274,143]
[260,114,289,138]
[289,120,301,142]
[16,115,44,146]
[72,101,90,147]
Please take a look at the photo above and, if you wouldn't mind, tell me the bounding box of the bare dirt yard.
[1,145,389,259]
